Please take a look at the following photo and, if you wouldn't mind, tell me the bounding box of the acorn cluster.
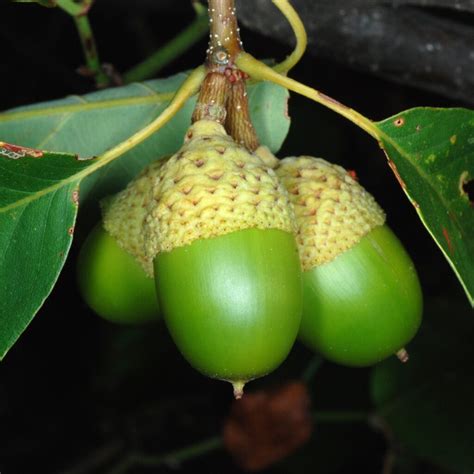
[77,118,423,397]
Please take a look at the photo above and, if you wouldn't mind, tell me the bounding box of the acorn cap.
[254,145,279,169]
[276,157,385,271]
[102,159,166,276]
[143,119,295,260]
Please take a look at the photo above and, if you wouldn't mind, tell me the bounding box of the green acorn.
[276,156,423,367]
[77,160,166,324]
[77,224,159,324]
[105,120,302,397]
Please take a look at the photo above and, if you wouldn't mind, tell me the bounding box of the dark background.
[0,1,472,473]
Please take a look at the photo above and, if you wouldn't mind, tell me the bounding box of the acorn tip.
[232,381,245,399]
[396,348,409,363]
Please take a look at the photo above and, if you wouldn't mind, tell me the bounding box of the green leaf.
[371,299,474,474]
[248,80,290,152]
[375,108,474,306]
[0,145,96,359]
[0,73,290,202]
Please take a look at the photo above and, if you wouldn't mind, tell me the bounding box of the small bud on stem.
[207,0,242,67]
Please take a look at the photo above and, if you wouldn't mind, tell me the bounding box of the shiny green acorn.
[300,225,422,366]
[277,157,423,367]
[142,120,302,397]
[155,228,302,396]
[77,224,160,324]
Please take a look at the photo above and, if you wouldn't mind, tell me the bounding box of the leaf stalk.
[272,0,308,73]
[236,52,380,140]
[77,67,205,181]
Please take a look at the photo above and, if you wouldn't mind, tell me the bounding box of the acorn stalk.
[276,157,423,367]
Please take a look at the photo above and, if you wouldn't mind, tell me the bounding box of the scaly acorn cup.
[78,160,166,324]
[102,159,167,276]
[142,120,302,397]
[276,157,423,367]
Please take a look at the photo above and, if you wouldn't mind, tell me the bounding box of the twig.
[123,2,209,83]
[106,436,223,474]
[59,407,375,473]
[207,0,242,64]
[56,0,110,88]
[58,440,123,474]
[193,0,261,150]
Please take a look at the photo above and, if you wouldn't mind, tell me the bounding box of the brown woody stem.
[192,0,260,151]
[225,77,259,151]
[207,0,242,67]
[192,0,241,124]
[192,72,231,123]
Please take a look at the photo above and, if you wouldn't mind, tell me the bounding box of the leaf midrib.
[0,91,176,123]
[0,162,94,213]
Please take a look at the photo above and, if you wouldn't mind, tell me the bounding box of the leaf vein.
[0,92,175,123]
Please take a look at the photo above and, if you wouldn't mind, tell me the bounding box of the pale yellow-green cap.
[143,120,295,261]
[102,159,166,276]
[276,156,385,271]
[102,120,295,277]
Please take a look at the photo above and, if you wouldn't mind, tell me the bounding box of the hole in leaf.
[394,117,405,127]
[460,172,474,204]
[463,180,474,203]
